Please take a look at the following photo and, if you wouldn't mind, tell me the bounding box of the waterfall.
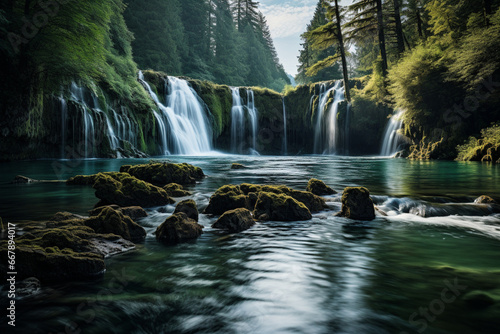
[70,82,96,158]
[139,71,212,155]
[282,97,288,155]
[246,89,258,152]
[230,87,245,153]
[381,110,405,156]
[60,97,67,159]
[313,81,344,154]
[344,103,351,155]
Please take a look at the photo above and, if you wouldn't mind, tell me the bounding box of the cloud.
[260,2,317,39]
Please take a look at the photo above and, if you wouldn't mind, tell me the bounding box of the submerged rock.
[336,187,376,221]
[163,183,191,197]
[92,172,174,208]
[120,162,204,186]
[173,199,199,222]
[212,208,255,232]
[12,175,37,184]
[155,213,203,245]
[306,178,336,195]
[254,192,312,221]
[474,195,497,204]
[463,291,496,309]
[231,163,246,169]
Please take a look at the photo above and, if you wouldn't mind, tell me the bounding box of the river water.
[1,156,499,333]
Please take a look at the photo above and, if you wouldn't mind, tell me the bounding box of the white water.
[230,87,245,153]
[282,97,288,155]
[381,110,404,156]
[231,87,258,154]
[313,81,344,154]
[246,89,258,152]
[60,97,67,159]
[139,71,212,155]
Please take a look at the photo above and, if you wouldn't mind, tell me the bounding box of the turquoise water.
[1,156,499,333]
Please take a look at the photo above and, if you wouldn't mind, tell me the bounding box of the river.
[0,155,499,333]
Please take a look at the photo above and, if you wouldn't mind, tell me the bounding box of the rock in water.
[173,199,199,222]
[92,172,174,208]
[163,183,191,197]
[85,206,146,243]
[231,163,246,169]
[306,178,336,195]
[12,175,37,184]
[204,185,250,215]
[89,205,148,222]
[120,162,204,186]
[155,213,203,245]
[474,195,497,204]
[212,208,255,232]
[253,192,312,221]
[336,187,375,221]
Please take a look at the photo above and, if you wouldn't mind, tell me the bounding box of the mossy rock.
[336,187,375,221]
[463,291,497,309]
[66,172,125,186]
[253,192,312,221]
[89,205,148,221]
[205,183,326,215]
[212,208,255,232]
[231,163,246,169]
[92,172,174,208]
[474,195,497,204]
[163,183,191,197]
[204,192,250,215]
[85,206,146,242]
[306,178,336,195]
[1,246,105,283]
[120,162,204,186]
[155,213,203,245]
[173,199,199,222]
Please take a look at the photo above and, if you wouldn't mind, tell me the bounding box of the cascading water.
[282,97,288,155]
[313,81,344,154]
[70,82,95,158]
[381,110,405,156]
[230,87,245,153]
[60,97,67,159]
[246,89,258,152]
[138,71,212,155]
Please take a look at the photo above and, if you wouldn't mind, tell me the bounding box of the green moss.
[253,192,312,221]
[163,183,191,197]
[120,162,204,186]
[307,178,336,195]
[155,212,203,245]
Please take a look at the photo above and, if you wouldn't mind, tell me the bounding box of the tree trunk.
[394,0,405,56]
[483,0,492,26]
[416,8,423,38]
[334,0,350,102]
[376,0,388,76]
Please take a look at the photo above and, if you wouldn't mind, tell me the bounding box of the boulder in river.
[155,213,203,245]
[204,185,250,215]
[163,183,191,197]
[253,192,312,221]
[120,162,204,186]
[89,205,148,222]
[212,208,255,232]
[474,195,497,204]
[306,178,336,195]
[336,187,376,221]
[173,199,199,222]
[92,172,174,208]
[231,163,246,169]
[85,206,147,243]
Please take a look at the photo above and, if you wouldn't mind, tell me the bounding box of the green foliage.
[457,124,500,162]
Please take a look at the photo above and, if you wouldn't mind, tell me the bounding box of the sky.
[259,0,350,76]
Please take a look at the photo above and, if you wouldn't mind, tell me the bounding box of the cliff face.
[0,69,393,161]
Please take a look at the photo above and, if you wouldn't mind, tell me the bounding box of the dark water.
[1,156,500,334]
